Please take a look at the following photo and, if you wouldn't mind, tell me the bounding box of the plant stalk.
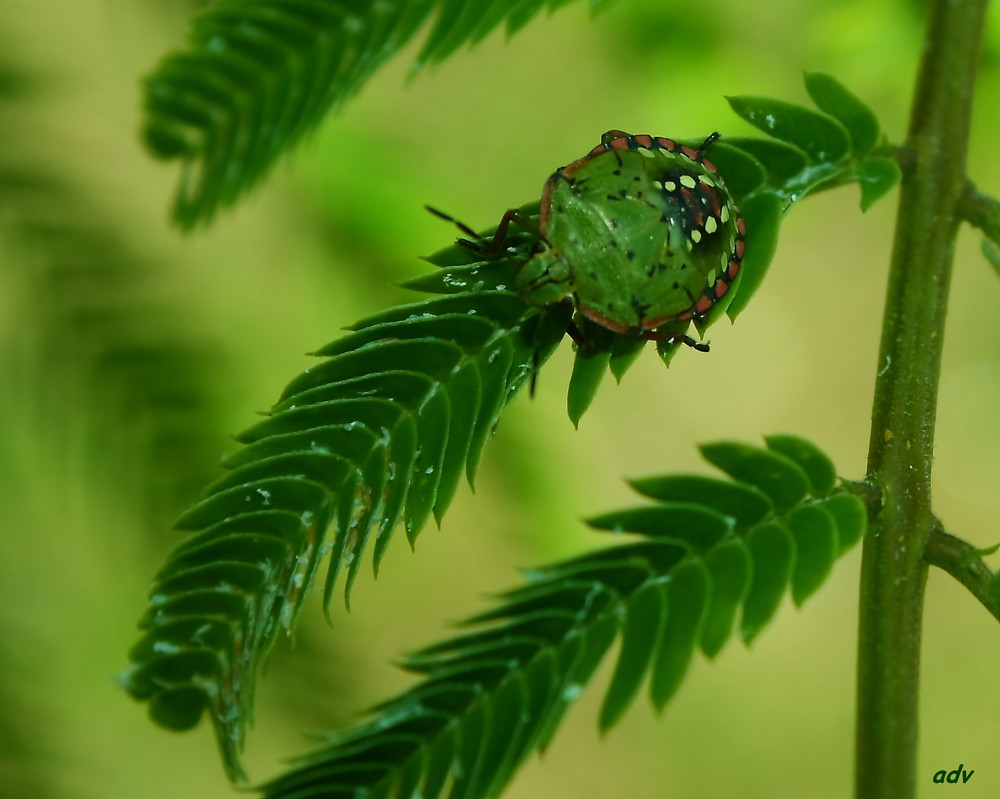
[855,0,987,797]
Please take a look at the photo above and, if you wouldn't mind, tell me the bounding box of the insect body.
[514,130,745,348]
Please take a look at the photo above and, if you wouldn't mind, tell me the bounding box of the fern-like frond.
[688,73,902,322]
[259,436,867,799]
[144,0,610,228]
[121,204,574,780]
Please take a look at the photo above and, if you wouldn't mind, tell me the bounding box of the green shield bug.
[518,130,745,349]
[430,130,745,352]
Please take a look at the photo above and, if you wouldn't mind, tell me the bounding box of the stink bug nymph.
[431,130,745,352]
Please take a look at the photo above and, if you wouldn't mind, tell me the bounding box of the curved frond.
[259,436,867,799]
[144,0,610,228]
[701,73,901,320]
[121,205,572,780]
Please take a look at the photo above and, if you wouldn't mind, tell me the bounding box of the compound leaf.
[765,433,837,496]
[257,436,864,798]
[804,71,881,155]
[567,320,616,427]
[727,95,852,164]
[817,492,868,555]
[719,74,898,319]
[628,474,773,528]
[700,539,752,658]
[725,189,782,321]
[649,559,710,710]
[700,441,810,513]
[144,0,612,227]
[723,136,810,187]
[607,334,647,382]
[982,238,1000,277]
[858,156,903,211]
[706,140,768,201]
[787,504,838,606]
[122,204,569,780]
[587,503,732,551]
[599,580,667,731]
[741,521,795,643]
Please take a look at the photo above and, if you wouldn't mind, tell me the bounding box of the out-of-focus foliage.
[142,0,616,228]
[0,22,233,799]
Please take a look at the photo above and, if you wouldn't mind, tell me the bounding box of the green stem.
[855,1,987,797]
[924,529,1000,624]
[958,181,1000,242]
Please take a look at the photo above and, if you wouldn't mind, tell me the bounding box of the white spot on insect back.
[720,205,730,223]
[705,216,718,234]
[679,174,697,189]
[690,229,703,244]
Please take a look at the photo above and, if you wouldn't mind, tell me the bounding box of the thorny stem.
[854,0,988,797]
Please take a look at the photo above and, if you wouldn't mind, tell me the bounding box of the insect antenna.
[425,206,491,254]
[697,131,721,153]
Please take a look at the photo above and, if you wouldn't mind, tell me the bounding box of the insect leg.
[490,208,542,255]
[565,320,589,349]
[641,329,710,352]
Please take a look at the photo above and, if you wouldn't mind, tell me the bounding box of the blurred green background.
[1,0,998,796]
